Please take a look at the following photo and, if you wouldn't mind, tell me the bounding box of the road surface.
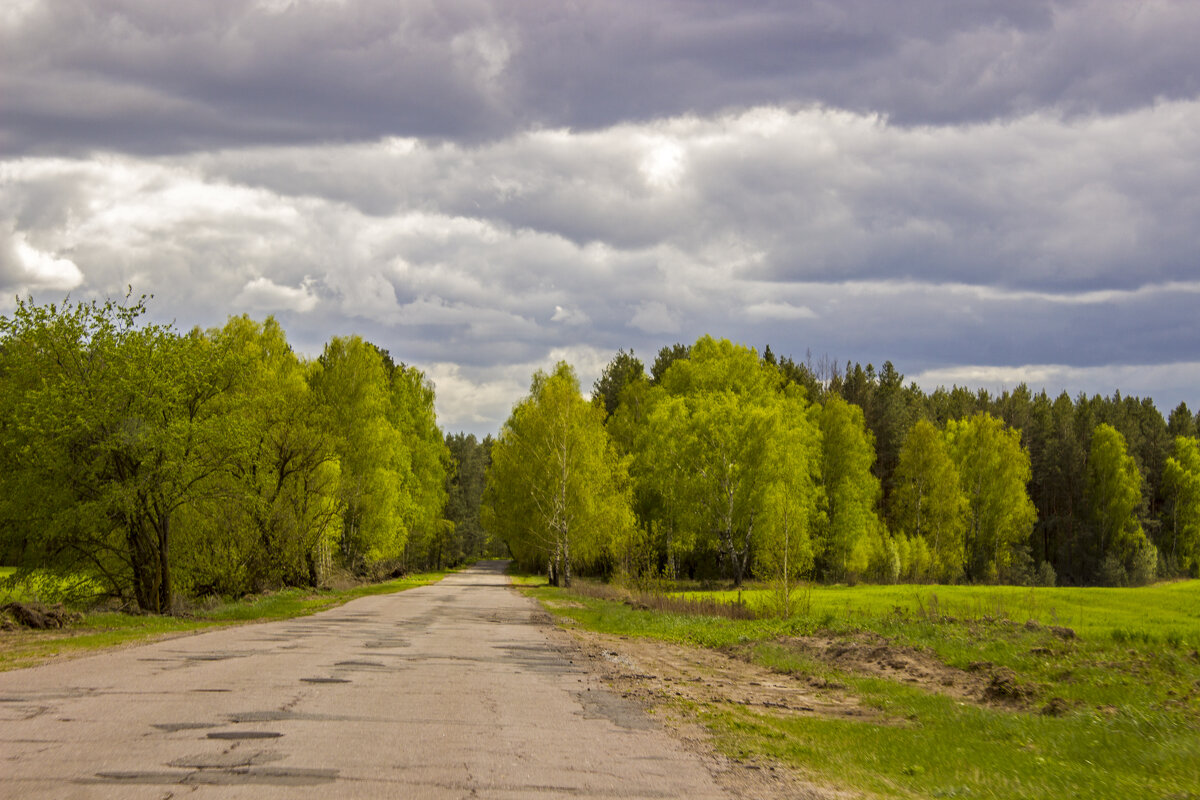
[0,561,730,799]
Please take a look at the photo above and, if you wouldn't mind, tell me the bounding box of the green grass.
[522,577,1200,799]
[0,571,448,671]
[681,581,1200,645]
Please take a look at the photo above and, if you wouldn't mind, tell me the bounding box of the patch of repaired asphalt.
[573,689,657,730]
[89,767,339,786]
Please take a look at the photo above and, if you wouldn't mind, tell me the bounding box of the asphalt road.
[0,561,730,799]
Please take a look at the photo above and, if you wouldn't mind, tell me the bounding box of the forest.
[0,295,491,613]
[486,336,1200,593]
[3,295,1198,615]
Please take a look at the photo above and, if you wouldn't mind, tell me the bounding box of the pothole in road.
[152,722,218,732]
[206,731,283,740]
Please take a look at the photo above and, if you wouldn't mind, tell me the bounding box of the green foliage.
[945,413,1036,582]
[817,394,881,582]
[644,337,802,586]
[754,388,823,616]
[0,294,235,612]
[443,432,494,562]
[483,362,635,585]
[1086,424,1153,585]
[0,296,454,611]
[891,419,968,582]
[591,348,645,419]
[1162,436,1200,576]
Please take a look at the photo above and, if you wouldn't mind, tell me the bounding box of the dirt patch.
[779,634,1038,710]
[550,627,872,799]
[568,629,876,722]
[1,602,82,630]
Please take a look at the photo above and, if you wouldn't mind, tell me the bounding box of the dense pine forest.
[3,296,1198,614]
[487,336,1200,592]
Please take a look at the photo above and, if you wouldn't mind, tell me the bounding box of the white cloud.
[234,276,319,313]
[745,301,817,321]
[9,233,83,291]
[3,99,1200,433]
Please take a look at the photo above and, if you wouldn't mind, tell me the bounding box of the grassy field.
[524,577,1200,800]
[682,581,1200,644]
[0,570,449,671]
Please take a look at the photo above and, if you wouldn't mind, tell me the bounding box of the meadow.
[524,577,1200,800]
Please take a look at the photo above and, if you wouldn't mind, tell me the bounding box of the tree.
[0,295,234,612]
[482,362,634,586]
[816,394,880,582]
[754,387,822,615]
[444,433,491,561]
[945,413,1036,582]
[177,315,342,595]
[891,419,967,582]
[649,343,690,385]
[387,362,451,571]
[1163,436,1200,576]
[1086,423,1155,585]
[592,349,644,419]
[310,336,411,571]
[648,336,785,586]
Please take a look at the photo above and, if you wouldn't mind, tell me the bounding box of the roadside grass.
[0,570,448,672]
[520,576,1200,799]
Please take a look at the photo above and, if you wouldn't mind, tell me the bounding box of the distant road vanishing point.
[0,560,730,799]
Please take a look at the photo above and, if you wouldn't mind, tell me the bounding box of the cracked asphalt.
[0,560,730,799]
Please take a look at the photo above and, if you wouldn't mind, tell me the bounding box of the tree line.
[0,295,490,613]
[485,336,1200,592]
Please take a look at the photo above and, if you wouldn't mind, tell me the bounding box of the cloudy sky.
[3,0,1199,435]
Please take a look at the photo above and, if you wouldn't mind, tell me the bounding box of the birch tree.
[891,418,967,582]
[482,363,633,586]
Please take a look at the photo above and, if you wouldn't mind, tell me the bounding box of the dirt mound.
[784,634,987,702]
[1,602,82,630]
[784,635,1040,710]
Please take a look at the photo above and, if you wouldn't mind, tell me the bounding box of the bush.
[1033,560,1057,587]
[1129,540,1158,587]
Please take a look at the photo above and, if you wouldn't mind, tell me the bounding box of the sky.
[3,0,1199,437]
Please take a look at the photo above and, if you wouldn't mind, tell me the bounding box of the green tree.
[387,362,451,571]
[817,394,881,582]
[444,432,491,561]
[482,362,634,586]
[1086,423,1154,585]
[592,349,645,419]
[1163,436,1200,576]
[945,413,1036,582]
[754,387,822,615]
[178,315,342,594]
[0,295,234,612]
[891,419,967,582]
[310,336,410,571]
[649,336,784,586]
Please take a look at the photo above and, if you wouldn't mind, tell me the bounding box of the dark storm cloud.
[4,0,1199,156]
